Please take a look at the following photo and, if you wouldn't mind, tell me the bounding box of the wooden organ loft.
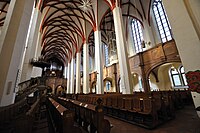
[30,56,64,78]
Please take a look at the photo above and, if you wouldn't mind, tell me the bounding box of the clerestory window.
[153,0,172,43]
[131,19,144,53]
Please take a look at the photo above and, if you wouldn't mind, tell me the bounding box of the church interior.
[0,0,200,132]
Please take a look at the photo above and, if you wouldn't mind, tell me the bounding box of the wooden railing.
[15,78,39,102]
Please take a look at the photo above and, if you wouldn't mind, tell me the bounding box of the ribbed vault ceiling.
[0,0,152,66]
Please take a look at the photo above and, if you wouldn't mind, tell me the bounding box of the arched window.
[131,19,144,53]
[170,67,182,87]
[104,44,109,66]
[169,65,188,88]
[179,66,188,86]
[89,56,93,71]
[138,76,143,91]
[153,0,172,43]
[106,81,111,91]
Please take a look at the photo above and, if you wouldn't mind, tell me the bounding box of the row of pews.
[0,89,192,132]
[74,90,192,129]
[0,93,112,133]
[47,96,111,133]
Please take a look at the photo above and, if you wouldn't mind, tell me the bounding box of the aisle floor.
[105,104,200,133]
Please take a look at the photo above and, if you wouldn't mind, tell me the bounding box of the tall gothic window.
[153,0,172,43]
[104,44,109,66]
[131,19,144,53]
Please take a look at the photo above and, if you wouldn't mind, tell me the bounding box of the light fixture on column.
[141,41,151,48]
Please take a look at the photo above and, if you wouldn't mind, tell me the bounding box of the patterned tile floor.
[105,105,200,133]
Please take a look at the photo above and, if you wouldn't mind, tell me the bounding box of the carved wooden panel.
[103,67,107,79]
[46,78,67,89]
[163,40,181,61]
[129,55,140,72]
[107,65,114,78]
[143,45,165,65]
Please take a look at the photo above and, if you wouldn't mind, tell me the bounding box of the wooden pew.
[47,97,82,133]
[74,93,166,129]
[58,97,111,133]
[74,90,191,129]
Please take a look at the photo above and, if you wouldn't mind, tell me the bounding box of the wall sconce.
[171,65,175,70]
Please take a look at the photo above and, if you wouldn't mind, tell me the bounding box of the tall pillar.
[139,53,150,92]
[163,0,200,117]
[83,43,89,94]
[0,0,34,106]
[64,66,67,78]
[20,7,42,82]
[70,57,74,94]
[67,62,71,93]
[94,30,104,94]
[76,52,81,94]
[112,6,133,94]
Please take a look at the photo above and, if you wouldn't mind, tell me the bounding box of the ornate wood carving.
[142,40,181,78]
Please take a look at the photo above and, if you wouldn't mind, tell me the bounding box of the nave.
[0,78,199,133]
[0,0,200,132]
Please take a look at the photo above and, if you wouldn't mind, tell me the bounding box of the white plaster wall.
[21,8,42,82]
[0,0,34,106]
[163,0,200,71]
[163,0,200,117]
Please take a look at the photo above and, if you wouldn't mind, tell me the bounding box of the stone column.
[83,43,89,94]
[0,0,34,106]
[67,62,71,93]
[112,6,133,94]
[64,66,67,78]
[20,7,42,82]
[94,30,104,94]
[70,57,74,93]
[76,52,81,94]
